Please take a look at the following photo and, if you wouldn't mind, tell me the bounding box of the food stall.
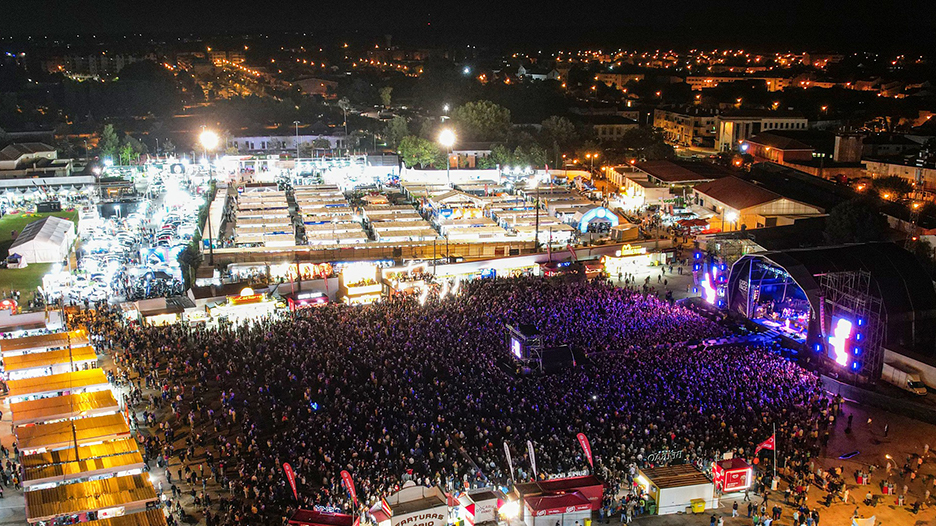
[521,492,592,526]
[712,457,753,494]
[11,390,120,426]
[339,263,382,305]
[207,287,278,324]
[513,475,604,512]
[0,330,90,357]
[283,290,330,310]
[635,465,716,515]
[601,244,652,278]
[458,489,504,526]
[2,345,98,380]
[25,474,157,524]
[369,483,450,526]
[7,369,110,403]
[382,263,432,297]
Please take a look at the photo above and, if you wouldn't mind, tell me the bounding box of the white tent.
[9,216,76,264]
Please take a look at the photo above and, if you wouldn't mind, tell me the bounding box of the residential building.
[692,176,823,231]
[607,165,674,210]
[571,115,639,142]
[743,133,815,164]
[517,64,560,81]
[653,106,718,147]
[293,77,338,99]
[686,76,792,92]
[864,159,936,193]
[716,110,808,152]
[0,143,72,178]
[451,142,493,169]
[862,134,921,159]
[231,134,347,154]
[595,72,645,88]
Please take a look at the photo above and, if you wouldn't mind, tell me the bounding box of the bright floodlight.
[438,129,456,148]
[725,211,738,222]
[200,129,220,150]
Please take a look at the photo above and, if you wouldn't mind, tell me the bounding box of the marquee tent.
[9,216,76,264]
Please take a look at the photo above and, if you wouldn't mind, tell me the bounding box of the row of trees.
[388,100,674,170]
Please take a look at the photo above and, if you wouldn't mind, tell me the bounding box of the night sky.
[3,0,935,51]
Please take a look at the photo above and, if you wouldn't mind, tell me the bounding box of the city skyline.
[1,0,934,52]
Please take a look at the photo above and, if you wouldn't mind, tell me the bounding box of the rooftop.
[694,176,782,210]
[640,464,712,489]
[635,160,730,183]
[745,132,814,151]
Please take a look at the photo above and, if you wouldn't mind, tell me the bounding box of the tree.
[398,135,445,169]
[99,124,120,160]
[383,116,409,149]
[379,86,393,107]
[871,176,913,198]
[907,238,936,280]
[824,198,889,244]
[541,116,578,152]
[451,100,512,142]
[162,139,176,154]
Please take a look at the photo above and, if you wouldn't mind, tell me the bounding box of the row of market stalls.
[0,330,164,525]
[295,185,369,246]
[289,463,754,526]
[232,185,296,247]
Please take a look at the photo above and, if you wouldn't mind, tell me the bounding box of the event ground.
[3,376,935,526]
[2,266,932,525]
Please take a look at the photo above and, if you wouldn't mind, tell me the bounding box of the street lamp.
[200,128,219,265]
[294,120,301,159]
[724,211,738,232]
[438,128,456,186]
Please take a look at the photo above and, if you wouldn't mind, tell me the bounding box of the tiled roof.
[746,133,814,150]
[694,176,782,210]
[0,142,55,161]
[635,160,729,183]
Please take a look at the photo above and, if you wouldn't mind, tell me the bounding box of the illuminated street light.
[438,129,456,186]
[200,129,219,150]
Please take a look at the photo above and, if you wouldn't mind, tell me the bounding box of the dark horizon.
[2,0,935,54]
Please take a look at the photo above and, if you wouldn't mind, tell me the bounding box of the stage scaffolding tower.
[818,270,886,379]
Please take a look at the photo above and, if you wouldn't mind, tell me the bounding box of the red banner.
[576,433,594,468]
[283,463,298,501]
[341,470,358,507]
[755,434,775,455]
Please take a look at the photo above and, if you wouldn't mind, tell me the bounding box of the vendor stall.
[513,475,604,512]
[369,483,449,526]
[283,290,330,310]
[636,465,716,515]
[15,412,131,454]
[522,492,592,526]
[11,390,120,426]
[601,245,651,278]
[382,263,432,297]
[712,458,753,494]
[0,330,90,357]
[2,345,98,380]
[340,263,382,305]
[7,368,110,403]
[25,474,157,524]
[23,447,145,489]
[207,287,278,324]
[458,489,504,526]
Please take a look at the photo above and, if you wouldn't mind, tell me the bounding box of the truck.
[881,362,928,396]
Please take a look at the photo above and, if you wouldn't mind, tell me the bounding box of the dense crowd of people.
[76,276,829,525]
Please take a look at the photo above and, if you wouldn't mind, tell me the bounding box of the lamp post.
[294,121,301,159]
[530,177,540,252]
[200,128,219,265]
[438,128,456,187]
[723,210,738,232]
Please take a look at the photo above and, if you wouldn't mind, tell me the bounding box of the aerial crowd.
[77,276,830,525]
